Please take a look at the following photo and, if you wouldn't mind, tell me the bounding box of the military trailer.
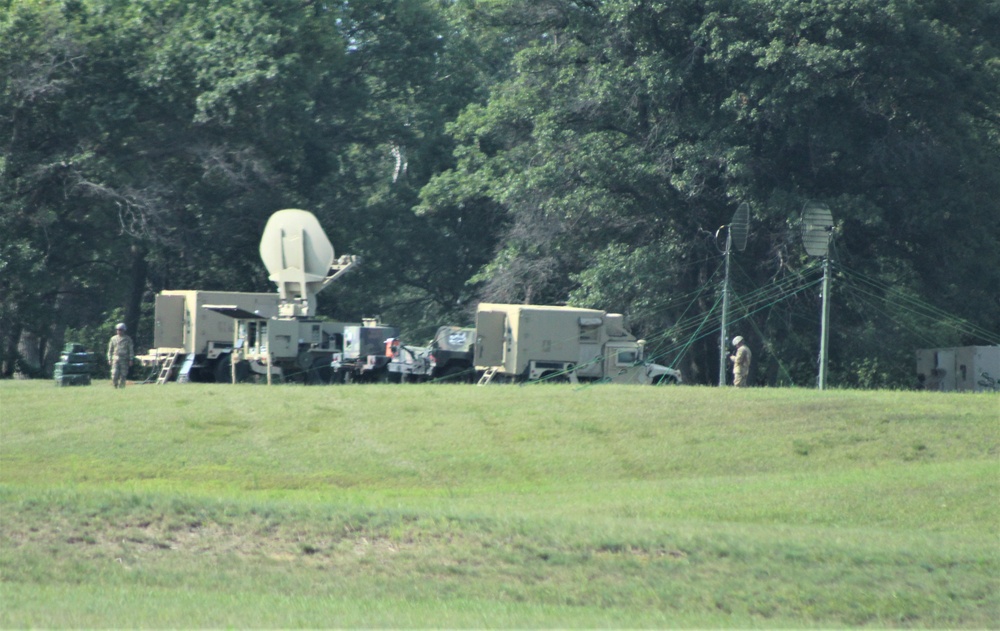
[213,315,350,384]
[916,346,1000,392]
[137,290,279,383]
[473,303,682,385]
[387,326,476,383]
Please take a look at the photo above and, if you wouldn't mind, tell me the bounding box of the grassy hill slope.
[1,381,997,627]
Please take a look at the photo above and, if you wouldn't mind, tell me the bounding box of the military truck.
[474,303,682,385]
[137,290,279,382]
[205,209,361,384]
[387,325,476,383]
[330,319,400,383]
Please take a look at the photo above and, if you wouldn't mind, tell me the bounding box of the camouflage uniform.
[107,331,134,388]
[731,344,751,387]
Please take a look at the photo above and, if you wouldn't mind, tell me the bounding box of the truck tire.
[436,365,469,383]
[539,370,570,383]
[213,354,251,383]
[309,357,333,385]
[655,373,679,385]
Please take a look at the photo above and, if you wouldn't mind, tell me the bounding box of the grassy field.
[1,379,997,628]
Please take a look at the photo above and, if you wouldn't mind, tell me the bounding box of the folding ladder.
[477,366,499,386]
[156,352,181,385]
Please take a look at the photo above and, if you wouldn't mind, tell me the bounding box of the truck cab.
[603,341,679,385]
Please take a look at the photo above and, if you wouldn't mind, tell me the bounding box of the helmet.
[732,336,743,346]
[116,323,127,331]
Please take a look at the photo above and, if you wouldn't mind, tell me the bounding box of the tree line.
[3,0,998,386]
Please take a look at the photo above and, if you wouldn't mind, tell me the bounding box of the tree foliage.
[423,0,1000,384]
[2,0,997,385]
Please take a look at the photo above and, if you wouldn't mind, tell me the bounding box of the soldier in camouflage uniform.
[107,323,134,388]
[728,335,751,387]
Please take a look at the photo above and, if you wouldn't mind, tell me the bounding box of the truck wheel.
[329,368,346,384]
[436,365,468,383]
[214,355,250,383]
[539,370,569,383]
[309,357,333,385]
[655,373,678,385]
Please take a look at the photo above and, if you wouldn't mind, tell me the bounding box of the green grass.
[1,380,998,627]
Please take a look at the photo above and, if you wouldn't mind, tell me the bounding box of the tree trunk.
[125,244,148,348]
[15,330,42,379]
[2,323,22,378]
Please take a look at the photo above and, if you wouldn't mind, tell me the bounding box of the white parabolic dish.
[259,208,336,302]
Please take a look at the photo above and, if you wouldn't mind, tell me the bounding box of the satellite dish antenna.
[731,202,749,252]
[799,201,836,389]
[717,202,751,386]
[260,209,358,318]
[801,201,834,257]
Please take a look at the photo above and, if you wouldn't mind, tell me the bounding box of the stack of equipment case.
[54,343,97,386]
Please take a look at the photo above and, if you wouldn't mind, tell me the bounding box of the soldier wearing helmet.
[107,323,134,389]
[728,335,751,387]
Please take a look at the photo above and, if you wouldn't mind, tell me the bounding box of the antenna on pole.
[718,202,750,387]
[801,201,835,389]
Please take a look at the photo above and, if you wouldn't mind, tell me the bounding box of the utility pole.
[718,227,732,387]
[717,203,749,387]
[801,202,835,390]
[818,255,832,389]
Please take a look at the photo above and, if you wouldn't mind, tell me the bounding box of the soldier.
[728,335,752,387]
[107,322,134,388]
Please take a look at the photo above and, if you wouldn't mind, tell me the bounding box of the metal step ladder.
[477,366,499,386]
[156,352,181,385]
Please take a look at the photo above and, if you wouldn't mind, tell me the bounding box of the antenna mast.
[801,202,835,389]
[718,202,749,387]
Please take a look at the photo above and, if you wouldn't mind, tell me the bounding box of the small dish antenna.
[800,201,836,389]
[260,209,358,318]
[731,202,749,252]
[801,201,834,257]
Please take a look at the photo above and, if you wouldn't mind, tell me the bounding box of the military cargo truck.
[387,326,476,383]
[474,303,681,385]
[137,290,279,382]
[205,209,361,384]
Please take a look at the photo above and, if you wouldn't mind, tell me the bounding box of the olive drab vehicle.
[141,210,682,387]
[387,325,477,383]
[473,303,682,385]
[330,319,400,383]
[204,208,362,384]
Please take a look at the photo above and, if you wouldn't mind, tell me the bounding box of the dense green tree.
[421,0,1000,385]
[309,0,508,336]
[2,0,996,385]
[1,0,498,373]
[1,0,125,375]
